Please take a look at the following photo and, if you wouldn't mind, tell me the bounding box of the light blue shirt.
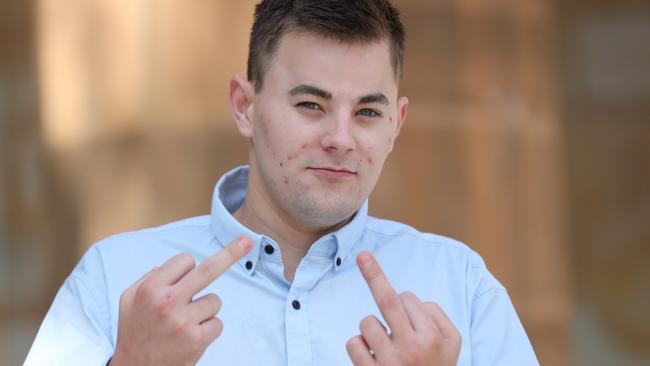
[25,165,538,365]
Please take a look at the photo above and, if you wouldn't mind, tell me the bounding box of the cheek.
[285,143,309,162]
[356,144,376,167]
[358,133,392,164]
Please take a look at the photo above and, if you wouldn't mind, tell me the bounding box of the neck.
[232,172,350,282]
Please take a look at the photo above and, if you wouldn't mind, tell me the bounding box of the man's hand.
[346,252,461,366]
[110,236,253,366]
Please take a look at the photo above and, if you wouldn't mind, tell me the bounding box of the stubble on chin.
[279,176,362,230]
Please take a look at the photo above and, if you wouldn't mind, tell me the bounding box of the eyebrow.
[288,84,332,100]
[357,93,389,106]
[288,83,389,106]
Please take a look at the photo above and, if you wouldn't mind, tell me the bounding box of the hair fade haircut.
[247,0,405,92]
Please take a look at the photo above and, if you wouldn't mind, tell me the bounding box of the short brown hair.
[247,0,405,92]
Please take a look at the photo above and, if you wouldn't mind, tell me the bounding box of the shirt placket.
[284,252,331,366]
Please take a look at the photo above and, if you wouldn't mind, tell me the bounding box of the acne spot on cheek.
[389,116,393,124]
[301,143,307,149]
[368,157,373,164]
[283,177,289,185]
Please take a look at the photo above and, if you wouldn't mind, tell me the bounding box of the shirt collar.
[210,165,367,274]
[331,198,367,271]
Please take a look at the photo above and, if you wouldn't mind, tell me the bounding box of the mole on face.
[280,161,283,167]
[389,116,393,124]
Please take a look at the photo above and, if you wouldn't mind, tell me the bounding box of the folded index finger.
[175,236,253,301]
[357,251,411,335]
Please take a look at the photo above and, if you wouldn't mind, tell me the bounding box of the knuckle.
[136,280,159,302]
[153,290,178,317]
[432,335,447,352]
[169,313,189,334]
[118,290,131,307]
[346,336,363,353]
[345,337,356,348]
[449,328,462,345]
[401,342,423,364]
[398,291,417,301]
[177,253,196,268]
[377,294,400,311]
[419,330,435,347]
[206,294,222,312]
[213,318,224,338]
[188,327,204,344]
[359,315,377,333]
[429,301,441,311]
[202,318,223,344]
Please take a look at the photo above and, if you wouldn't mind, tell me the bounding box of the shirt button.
[336,257,342,266]
[264,244,274,255]
[245,261,253,270]
[292,300,301,310]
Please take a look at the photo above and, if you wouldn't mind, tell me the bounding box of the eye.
[357,108,381,118]
[297,101,322,111]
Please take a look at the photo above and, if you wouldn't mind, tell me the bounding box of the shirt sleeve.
[24,246,114,366]
[467,253,539,366]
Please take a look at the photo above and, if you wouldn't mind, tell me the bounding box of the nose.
[320,112,356,153]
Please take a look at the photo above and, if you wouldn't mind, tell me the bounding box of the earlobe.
[229,75,255,138]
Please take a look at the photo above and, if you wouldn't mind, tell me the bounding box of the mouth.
[306,166,357,179]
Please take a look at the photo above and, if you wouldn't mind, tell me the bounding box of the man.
[25,1,538,365]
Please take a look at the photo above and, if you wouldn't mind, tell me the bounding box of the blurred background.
[1,0,648,365]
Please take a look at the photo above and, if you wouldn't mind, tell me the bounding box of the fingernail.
[358,253,372,269]
[238,237,252,251]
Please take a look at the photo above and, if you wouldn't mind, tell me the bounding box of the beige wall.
[1,0,648,365]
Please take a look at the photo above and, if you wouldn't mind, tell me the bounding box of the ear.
[229,75,255,138]
[388,96,409,152]
[395,96,408,137]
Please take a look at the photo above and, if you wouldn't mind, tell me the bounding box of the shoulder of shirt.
[364,215,503,291]
[366,216,505,299]
[365,215,473,255]
[91,214,212,250]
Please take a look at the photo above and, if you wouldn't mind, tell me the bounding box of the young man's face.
[232,31,408,230]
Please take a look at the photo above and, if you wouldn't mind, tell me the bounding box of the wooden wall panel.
[1,1,598,365]
[379,1,570,364]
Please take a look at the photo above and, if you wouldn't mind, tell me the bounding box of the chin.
[290,197,361,229]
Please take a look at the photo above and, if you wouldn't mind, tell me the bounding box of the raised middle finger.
[174,236,252,301]
[357,251,412,336]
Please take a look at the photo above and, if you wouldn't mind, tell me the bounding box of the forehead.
[261,31,397,98]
